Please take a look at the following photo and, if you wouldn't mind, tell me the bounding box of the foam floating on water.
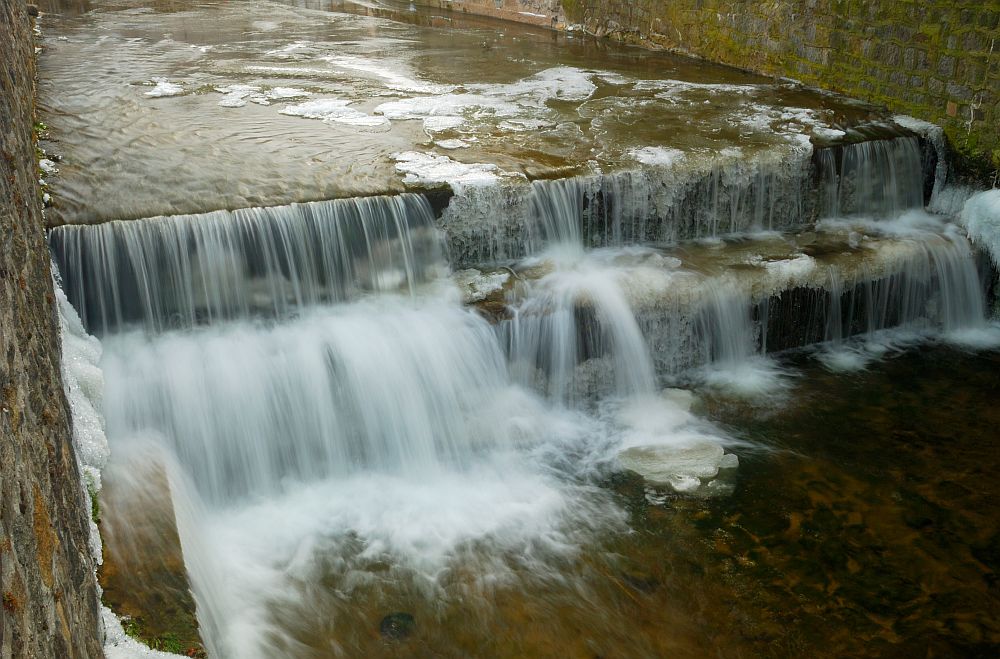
[144,78,183,98]
[393,151,502,190]
[280,98,389,127]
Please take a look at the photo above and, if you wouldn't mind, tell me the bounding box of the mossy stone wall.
[559,0,999,172]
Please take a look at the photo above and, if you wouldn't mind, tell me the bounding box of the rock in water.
[619,443,731,492]
[26,4,39,17]
[379,612,415,641]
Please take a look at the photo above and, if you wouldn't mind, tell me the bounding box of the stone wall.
[0,2,104,657]
[417,0,563,27]
[421,0,1000,174]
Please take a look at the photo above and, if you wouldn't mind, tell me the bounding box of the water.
[37,0,880,225]
[40,1,1000,657]
[50,194,443,334]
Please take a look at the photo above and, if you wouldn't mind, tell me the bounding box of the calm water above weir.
[39,1,1000,658]
[37,0,880,224]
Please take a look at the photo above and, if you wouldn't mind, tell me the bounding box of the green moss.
[82,473,100,524]
[150,633,186,653]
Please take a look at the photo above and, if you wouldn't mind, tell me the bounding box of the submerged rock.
[379,612,415,640]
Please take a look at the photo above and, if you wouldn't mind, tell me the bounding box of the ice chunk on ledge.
[144,79,183,97]
[812,126,847,140]
[453,268,509,303]
[613,391,738,494]
[393,151,501,190]
[280,99,389,127]
[960,189,1000,266]
[619,444,738,493]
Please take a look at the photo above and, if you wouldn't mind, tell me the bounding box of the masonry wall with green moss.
[559,0,999,171]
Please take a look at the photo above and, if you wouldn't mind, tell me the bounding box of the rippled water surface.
[37,0,879,224]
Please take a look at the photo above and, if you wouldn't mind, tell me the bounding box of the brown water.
[250,345,1000,658]
[39,2,999,657]
[36,0,881,225]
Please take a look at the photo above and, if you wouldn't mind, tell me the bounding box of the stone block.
[937,55,956,78]
[947,81,973,101]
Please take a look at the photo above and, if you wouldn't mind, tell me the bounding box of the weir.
[50,122,995,659]
[36,1,1000,657]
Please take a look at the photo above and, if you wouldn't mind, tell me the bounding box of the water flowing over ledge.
[37,2,1000,654]
[50,194,444,334]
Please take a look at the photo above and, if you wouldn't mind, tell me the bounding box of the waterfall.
[440,144,812,266]
[816,136,925,218]
[49,194,444,334]
[101,299,518,505]
[49,120,996,658]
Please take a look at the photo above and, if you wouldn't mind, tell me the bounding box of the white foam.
[324,55,455,94]
[280,98,389,127]
[812,126,846,140]
[144,79,183,98]
[393,151,501,189]
[627,146,685,167]
[435,138,470,149]
[423,115,465,132]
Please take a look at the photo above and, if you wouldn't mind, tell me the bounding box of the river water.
[38,0,1000,657]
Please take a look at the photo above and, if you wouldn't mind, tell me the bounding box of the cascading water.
[54,147,999,657]
[57,190,736,658]
[50,194,443,334]
[815,135,926,218]
[441,144,812,266]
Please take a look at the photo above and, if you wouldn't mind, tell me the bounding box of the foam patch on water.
[435,138,470,149]
[627,146,685,167]
[423,115,465,132]
[375,67,600,134]
[217,85,312,108]
[265,41,311,57]
[144,79,183,98]
[699,357,795,399]
[280,98,389,127]
[393,151,501,189]
[606,391,740,493]
[324,55,456,94]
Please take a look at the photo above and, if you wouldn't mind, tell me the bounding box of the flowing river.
[36,0,1000,656]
